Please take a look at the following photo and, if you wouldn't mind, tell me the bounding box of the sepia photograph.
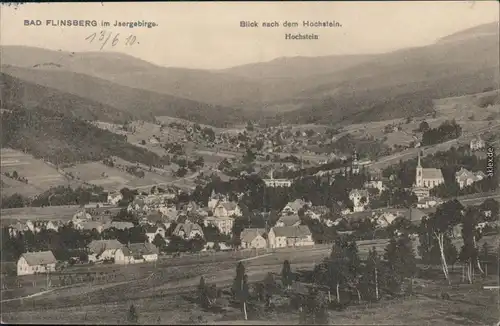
[0,1,499,324]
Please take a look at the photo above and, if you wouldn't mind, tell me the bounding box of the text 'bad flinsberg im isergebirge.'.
[23,20,158,28]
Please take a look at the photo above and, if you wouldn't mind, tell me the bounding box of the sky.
[1,1,499,69]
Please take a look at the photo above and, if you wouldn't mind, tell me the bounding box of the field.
[334,90,500,155]
[2,242,499,325]
[1,148,72,195]
[1,175,41,197]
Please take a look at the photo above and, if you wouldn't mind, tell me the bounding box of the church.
[414,151,444,189]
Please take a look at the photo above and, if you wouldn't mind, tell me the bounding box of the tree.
[299,287,329,325]
[313,238,350,303]
[232,262,249,320]
[419,121,430,132]
[281,260,293,290]
[263,272,277,308]
[459,207,484,283]
[345,240,363,302]
[423,200,464,283]
[152,234,166,252]
[364,247,381,301]
[127,304,139,324]
[384,233,417,293]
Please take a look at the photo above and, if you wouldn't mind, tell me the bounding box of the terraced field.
[1,148,72,193]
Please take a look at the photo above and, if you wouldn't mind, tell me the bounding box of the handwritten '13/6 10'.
[85,31,138,50]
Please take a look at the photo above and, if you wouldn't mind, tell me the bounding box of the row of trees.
[1,185,108,209]
[421,120,462,146]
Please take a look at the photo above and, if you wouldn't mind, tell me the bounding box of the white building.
[240,228,267,249]
[414,151,444,189]
[17,251,57,276]
[349,189,370,212]
[203,216,234,235]
[281,199,311,215]
[455,168,486,189]
[87,239,123,263]
[364,180,385,193]
[107,192,123,205]
[262,169,292,188]
[268,225,314,248]
[470,137,486,151]
[417,197,442,209]
[116,243,159,264]
[213,202,242,218]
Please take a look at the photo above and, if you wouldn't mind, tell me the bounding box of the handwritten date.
[85,30,138,50]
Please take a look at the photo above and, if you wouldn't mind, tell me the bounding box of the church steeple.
[415,150,423,187]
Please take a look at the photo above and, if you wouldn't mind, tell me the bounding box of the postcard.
[1,1,499,325]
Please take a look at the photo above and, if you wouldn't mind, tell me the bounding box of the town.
[1,5,499,324]
[1,121,499,324]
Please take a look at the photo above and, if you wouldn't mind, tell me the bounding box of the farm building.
[240,228,267,249]
[116,243,159,264]
[17,251,57,276]
[268,225,314,248]
[87,239,123,263]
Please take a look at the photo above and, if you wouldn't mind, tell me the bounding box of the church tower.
[352,150,360,175]
[415,150,423,187]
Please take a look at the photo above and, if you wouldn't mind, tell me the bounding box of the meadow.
[1,148,72,194]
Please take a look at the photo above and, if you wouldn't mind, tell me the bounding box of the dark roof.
[21,251,57,266]
[122,243,159,257]
[87,239,123,253]
[240,228,266,243]
[272,225,311,238]
[277,214,301,226]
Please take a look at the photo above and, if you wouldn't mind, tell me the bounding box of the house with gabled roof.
[104,221,134,231]
[268,225,314,248]
[172,221,204,239]
[240,228,267,249]
[455,168,486,189]
[213,202,242,218]
[17,251,57,276]
[87,239,123,263]
[281,199,311,215]
[80,221,106,233]
[304,206,330,220]
[275,214,301,227]
[116,242,159,264]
